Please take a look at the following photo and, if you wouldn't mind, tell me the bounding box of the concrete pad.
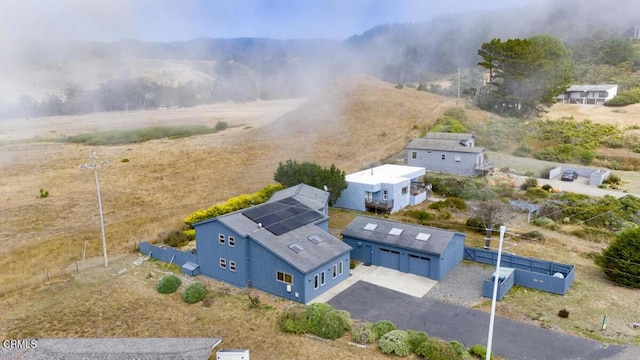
[308,265,437,304]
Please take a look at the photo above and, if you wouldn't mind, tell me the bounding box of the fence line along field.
[2,76,640,358]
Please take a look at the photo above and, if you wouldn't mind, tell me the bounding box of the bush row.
[184,183,284,226]
[156,275,207,304]
[279,307,492,358]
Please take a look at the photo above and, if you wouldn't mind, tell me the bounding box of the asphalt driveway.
[328,281,630,360]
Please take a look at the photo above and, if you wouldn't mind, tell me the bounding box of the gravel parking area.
[425,261,496,306]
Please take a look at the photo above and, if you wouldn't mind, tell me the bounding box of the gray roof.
[565,84,617,92]
[268,183,329,212]
[341,215,464,255]
[406,138,484,153]
[213,199,351,274]
[423,132,475,141]
[1,338,222,360]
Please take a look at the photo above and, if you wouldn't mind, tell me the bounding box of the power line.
[79,151,109,268]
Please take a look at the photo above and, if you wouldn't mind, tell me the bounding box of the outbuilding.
[341,215,465,280]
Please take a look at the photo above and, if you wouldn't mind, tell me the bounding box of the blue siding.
[334,181,378,212]
[195,220,247,288]
[482,270,515,301]
[248,240,305,302]
[438,233,465,279]
[139,242,197,269]
[343,236,452,281]
[302,256,351,304]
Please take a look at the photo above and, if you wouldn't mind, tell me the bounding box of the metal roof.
[423,132,475,141]
[2,338,222,360]
[341,215,464,255]
[267,183,329,212]
[565,84,617,92]
[406,138,484,153]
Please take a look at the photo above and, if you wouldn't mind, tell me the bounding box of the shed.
[341,215,465,280]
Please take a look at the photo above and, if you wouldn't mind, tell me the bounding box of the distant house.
[406,132,491,176]
[342,215,466,280]
[141,184,352,304]
[560,84,618,105]
[333,164,428,214]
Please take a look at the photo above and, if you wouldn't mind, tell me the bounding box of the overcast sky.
[1,0,529,43]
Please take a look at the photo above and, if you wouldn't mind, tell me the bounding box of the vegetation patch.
[64,125,217,145]
[378,329,411,357]
[373,320,396,338]
[595,227,640,288]
[181,282,207,304]
[278,303,351,340]
[156,274,182,294]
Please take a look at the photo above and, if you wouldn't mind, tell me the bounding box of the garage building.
[341,215,466,280]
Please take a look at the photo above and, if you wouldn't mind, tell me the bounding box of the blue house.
[191,184,352,304]
[341,215,465,280]
[333,164,428,214]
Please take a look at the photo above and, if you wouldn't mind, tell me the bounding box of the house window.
[441,154,446,160]
[402,186,408,195]
[229,261,236,272]
[365,191,373,201]
[332,264,338,278]
[277,271,293,284]
[454,155,461,162]
[218,234,225,245]
[599,91,608,98]
[411,151,417,159]
[219,258,226,269]
[321,271,326,286]
[314,274,319,289]
[338,261,344,276]
[228,236,235,247]
[382,190,388,201]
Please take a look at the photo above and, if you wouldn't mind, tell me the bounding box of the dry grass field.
[2,76,640,358]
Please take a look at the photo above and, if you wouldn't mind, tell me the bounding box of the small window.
[454,155,461,162]
[219,258,226,269]
[321,271,326,286]
[277,271,293,284]
[218,234,225,245]
[382,190,388,201]
[411,151,417,159]
[228,236,235,247]
[441,154,446,160]
[314,274,319,289]
[402,186,408,195]
[338,261,344,276]
[229,261,236,272]
[332,264,337,278]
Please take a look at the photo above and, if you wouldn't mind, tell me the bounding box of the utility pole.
[486,226,507,360]
[80,151,109,267]
[457,67,461,105]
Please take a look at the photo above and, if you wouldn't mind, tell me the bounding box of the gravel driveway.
[425,261,495,306]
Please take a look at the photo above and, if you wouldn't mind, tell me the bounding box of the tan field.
[1,76,640,358]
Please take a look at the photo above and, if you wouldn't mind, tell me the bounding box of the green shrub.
[429,197,467,211]
[181,282,207,304]
[373,320,396,338]
[466,217,486,233]
[305,303,351,340]
[450,340,471,359]
[415,337,461,360]
[38,188,50,198]
[405,209,435,222]
[595,227,640,288]
[469,344,493,359]
[278,305,309,334]
[520,230,545,241]
[396,83,404,89]
[444,107,468,122]
[157,274,182,294]
[605,88,640,107]
[378,330,411,357]
[534,216,557,229]
[121,158,130,163]
[214,121,228,131]
[406,330,429,354]
[163,230,190,247]
[350,321,378,344]
[541,184,553,191]
[520,177,538,190]
[526,187,550,200]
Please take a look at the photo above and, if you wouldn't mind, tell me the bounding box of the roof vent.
[416,232,431,241]
[363,223,378,231]
[289,244,305,253]
[389,228,403,236]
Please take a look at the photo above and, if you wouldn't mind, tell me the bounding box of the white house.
[406,132,491,176]
[560,84,618,105]
[334,164,428,213]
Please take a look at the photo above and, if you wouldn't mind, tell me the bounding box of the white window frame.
[441,154,446,160]
[321,271,326,286]
[338,261,344,276]
[277,271,293,285]
[382,190,388,201]
[218,233,225,245]
[332,264,338,279]
[314,274,319,289]
[219,258,226,269]
[228,236,235,247]
[229,261,236,272]
[411,151,417,159]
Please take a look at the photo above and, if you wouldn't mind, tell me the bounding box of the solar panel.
[242,197,323,236]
